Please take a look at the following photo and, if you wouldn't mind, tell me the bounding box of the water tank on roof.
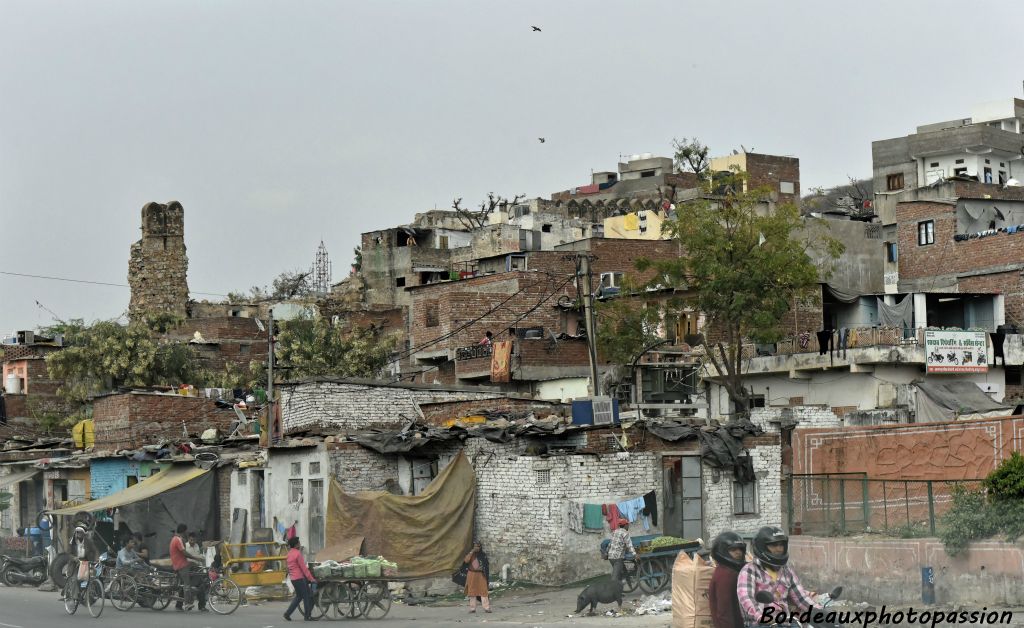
[5,372,21,394]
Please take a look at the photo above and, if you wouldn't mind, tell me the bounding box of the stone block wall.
[278,381,501,433]
[128,201,189,321]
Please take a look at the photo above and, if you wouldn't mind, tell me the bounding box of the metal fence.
[787,474,985,536]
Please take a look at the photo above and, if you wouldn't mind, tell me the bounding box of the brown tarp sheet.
[326,451,476,578]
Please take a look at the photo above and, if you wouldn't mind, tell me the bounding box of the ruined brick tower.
[128,201,189,320]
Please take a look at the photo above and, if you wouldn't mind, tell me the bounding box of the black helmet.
[752,526,789,569]
[711,531,747,572]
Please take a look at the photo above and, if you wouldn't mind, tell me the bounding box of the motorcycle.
[755,586,843,627]
[0,553,49,586]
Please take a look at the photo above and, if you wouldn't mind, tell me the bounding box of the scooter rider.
[737,526,814,626]
[709,531,748,628]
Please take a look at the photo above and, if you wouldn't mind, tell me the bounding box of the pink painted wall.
[790,536,1024,606]
[793,416,1024,479]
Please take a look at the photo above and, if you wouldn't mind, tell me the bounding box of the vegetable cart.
[310,558,400,620]
[622,534,702,594]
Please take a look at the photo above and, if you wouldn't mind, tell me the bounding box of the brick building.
[91,391,236,451]
[265,378,783,584]
[1,333,68,421]
[164,316,269,375]
[894,182,1024,327]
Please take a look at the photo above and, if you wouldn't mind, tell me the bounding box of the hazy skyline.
[2,0,1023,333]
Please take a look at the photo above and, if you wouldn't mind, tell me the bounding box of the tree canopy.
[44,315,208,406]
[274,316,397,380]
[638,181,843,415]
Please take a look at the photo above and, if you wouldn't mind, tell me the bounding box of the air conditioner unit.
[571,397,620,426]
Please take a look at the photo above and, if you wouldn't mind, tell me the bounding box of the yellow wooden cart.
[219,541,288,588]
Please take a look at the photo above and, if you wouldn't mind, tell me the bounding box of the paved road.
[0,584,671,627]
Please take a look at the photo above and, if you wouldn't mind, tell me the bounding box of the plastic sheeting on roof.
[915,380,1012,422]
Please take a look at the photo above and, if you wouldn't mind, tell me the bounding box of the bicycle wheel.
[357,581,392,620]
[86,578,105,618]
[314,581,338,620]
[110,574,138,611]
[63,578,79,615]
[207,578,241,615]
[637,557,669,594]
[343,581,364,618]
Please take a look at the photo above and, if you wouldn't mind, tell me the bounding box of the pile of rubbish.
[632,592,672,615]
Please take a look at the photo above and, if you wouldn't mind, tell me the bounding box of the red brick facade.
[92,392,235,450]
[897,199,1024,324]
[165,317,269,374]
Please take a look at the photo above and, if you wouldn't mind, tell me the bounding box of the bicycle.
[62,560,105,618]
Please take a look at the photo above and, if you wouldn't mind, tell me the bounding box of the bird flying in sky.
[532,26,542,32]
[538,137,546,143]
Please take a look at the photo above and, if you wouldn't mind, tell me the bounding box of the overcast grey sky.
[2,0,1022,333]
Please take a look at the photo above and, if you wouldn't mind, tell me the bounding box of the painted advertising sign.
[925,330,988,373]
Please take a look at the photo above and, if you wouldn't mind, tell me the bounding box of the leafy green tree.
[44,316,208,405]
[637,181,843,415]
[673,137,711,177]
[274,316,397,379]
[983,451,1024,501]
[597,295,667,366]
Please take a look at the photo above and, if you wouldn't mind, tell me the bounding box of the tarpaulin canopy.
[51,464,217,559]
[326,451,476,578]
[0,468,40,488]
[50,464,208,515]
[915,380,1012,422]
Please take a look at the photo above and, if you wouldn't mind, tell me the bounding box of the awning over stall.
[50,464,217,557]
[49,464,208,515]
[0,468,41,488]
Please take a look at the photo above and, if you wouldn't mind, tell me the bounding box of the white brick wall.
[279,381,504,432]
[702,444,783,540]
[318,433,784,586]
[461,437,664,584]
[750,406,842,433]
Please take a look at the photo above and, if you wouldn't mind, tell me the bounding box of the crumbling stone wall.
[278,380,503,433]
[128,201,189,321]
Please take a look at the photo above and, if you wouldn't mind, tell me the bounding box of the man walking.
[170,524,208,612]
[606,519,635,582]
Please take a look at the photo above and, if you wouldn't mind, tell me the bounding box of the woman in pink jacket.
[283,536,318,622]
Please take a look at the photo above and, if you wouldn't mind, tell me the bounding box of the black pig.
[574,577,623,615]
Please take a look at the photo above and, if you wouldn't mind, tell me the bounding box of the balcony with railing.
[706,328,1023,377]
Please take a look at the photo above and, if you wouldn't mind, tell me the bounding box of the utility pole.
[267,308,275,446]
[579,254,602,396]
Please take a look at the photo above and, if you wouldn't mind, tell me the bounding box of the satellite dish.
[255,318,265,332]
[1006,178,1022,188]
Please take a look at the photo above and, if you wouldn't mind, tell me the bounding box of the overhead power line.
[1,271,229,298]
